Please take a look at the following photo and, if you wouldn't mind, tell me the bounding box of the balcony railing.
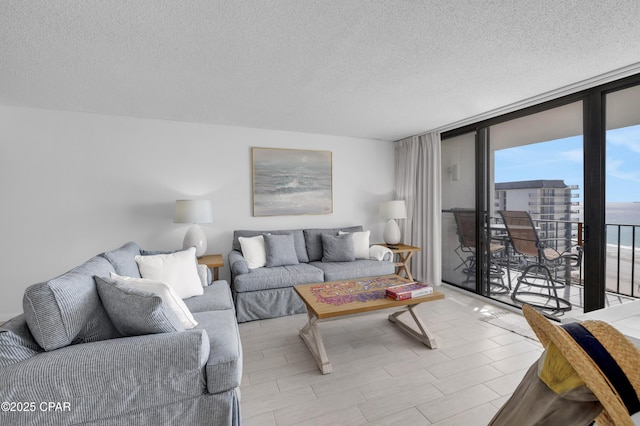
[606,223,639,298]
[491,217,640,299]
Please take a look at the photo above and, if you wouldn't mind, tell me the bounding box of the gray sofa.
[229,226,395,322]
[0,242,242,426]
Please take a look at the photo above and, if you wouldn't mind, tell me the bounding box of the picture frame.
[252,147,333,216]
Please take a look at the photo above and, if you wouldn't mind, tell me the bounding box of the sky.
[494,124,640,203]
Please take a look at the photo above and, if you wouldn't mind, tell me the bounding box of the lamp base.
[183,224,207,257]
[383,219,401,245]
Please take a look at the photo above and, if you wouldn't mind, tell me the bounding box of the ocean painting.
[252,148,333,216]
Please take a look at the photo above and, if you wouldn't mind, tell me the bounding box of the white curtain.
[394,132,442,286]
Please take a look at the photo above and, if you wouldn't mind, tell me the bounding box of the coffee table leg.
[388,304,439,349]
[299,312,332,374]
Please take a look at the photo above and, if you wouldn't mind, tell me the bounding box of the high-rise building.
[495,179,580,250]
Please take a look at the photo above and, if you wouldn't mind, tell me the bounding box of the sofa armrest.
[0,330,210,424]
[228,250,249,278]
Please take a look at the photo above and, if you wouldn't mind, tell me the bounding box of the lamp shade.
[174,200,213,224]
[379,200,407,220]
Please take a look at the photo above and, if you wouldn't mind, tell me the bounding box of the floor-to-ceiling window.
[605,84,640,301]
[441,132,476,291]
[489,101,585,317]
[440,73,640,316]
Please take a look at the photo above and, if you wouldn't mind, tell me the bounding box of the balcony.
[492,218,639,315]
[443,212,639,320]
[443,210,640,320]
[606,223,640,298]
[493,218,639,299]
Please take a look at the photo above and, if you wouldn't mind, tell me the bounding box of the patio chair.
[452,209,509,294]
[498,210,582,313]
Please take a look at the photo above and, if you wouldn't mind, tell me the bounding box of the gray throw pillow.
[321,233,356,262]
[95,276,185,337]
[264,233,300,267]
[0,331,42,368]
[0,315,43,368]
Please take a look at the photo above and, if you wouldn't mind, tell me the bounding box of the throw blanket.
[369,245,392,261]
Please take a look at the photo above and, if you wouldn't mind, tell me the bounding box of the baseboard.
[0,312,21,323]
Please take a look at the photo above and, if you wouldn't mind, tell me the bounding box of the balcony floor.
[443,268,637,320]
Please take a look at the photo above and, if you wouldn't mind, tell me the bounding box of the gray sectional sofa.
[229,226,395,322]
[0,242,242,426]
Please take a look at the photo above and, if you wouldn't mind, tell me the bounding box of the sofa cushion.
[135,247,204,299]
[321,233,355,262]
[238,235,266,269]
[183,280,235,313]
[303,226,363,261]
[109,273,198,329]
[233,229,309,263]
[193,310,243,393]
[264,233,299,267]
[310,259,395,282]
[0,314,43,368]
[95,276,186,336]
[100,241,142,278]
[233,263,324,292]
[23,256,120,351]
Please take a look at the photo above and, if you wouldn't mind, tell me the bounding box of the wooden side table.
[197,254,224,281]
[380,243,421,281]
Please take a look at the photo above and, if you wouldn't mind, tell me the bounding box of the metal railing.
[607,223,640,298]
[493,217,639,299]
[443,210,640,300]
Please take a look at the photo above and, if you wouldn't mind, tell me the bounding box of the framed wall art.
[252,147,333,216]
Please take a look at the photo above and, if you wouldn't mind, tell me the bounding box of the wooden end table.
[197,254,224,281]
[294,275,444,374]
[379,243,421,281]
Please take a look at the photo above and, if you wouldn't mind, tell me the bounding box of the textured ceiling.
[2,1,640,141]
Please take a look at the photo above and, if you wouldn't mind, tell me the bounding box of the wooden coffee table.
[294,275,445,374]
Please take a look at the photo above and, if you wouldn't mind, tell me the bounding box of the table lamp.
[174,199,213,257]
[379,200,406,245]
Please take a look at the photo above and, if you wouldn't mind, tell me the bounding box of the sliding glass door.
[488,101,585,317]
[441,75,640,315]
[605,84,640,301]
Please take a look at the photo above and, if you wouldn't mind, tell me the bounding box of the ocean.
[606,202,640,248]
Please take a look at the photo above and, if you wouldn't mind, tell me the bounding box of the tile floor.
[238,285,544,425]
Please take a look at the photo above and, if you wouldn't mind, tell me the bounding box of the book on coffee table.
[386,282,433,300]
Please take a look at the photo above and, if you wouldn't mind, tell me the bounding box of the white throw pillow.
[134,247,203,299]
[339,230,371,259]
[239,235,267,269]
[109,272,198,329]
[197,264,209,286]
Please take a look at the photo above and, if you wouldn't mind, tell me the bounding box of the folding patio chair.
[453,209,509,294]
[499,210,582,313]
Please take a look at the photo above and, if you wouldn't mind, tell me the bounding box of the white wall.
[0,106,395,320]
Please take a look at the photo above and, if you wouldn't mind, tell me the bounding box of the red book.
[386,282,433,300]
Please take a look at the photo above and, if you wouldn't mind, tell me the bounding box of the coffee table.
[294,274,445,374]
